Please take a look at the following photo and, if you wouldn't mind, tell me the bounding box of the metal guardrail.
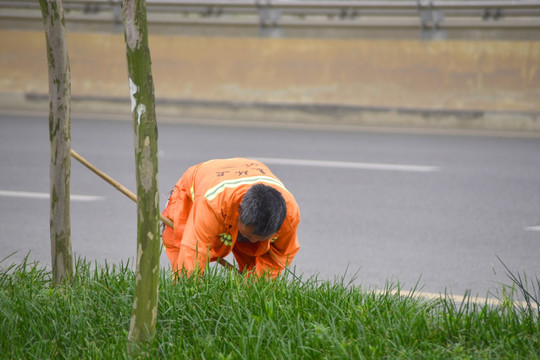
[1,0,540,38]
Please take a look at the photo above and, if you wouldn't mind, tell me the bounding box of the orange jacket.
[162,158,300,277]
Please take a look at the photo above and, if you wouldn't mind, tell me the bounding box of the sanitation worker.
[161,157,300,278]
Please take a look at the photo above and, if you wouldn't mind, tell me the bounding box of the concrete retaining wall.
[1,30,539,129]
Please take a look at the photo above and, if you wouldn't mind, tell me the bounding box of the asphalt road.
[1,113,539,298]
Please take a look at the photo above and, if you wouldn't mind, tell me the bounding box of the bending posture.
[162,157,300,277]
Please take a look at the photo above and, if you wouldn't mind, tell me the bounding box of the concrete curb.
[2,92,539,137]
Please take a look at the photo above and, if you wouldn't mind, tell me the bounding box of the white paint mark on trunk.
[136,104,146,126]
[129,78,138,112]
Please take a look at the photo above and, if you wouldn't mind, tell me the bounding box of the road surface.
[1,112,539,299]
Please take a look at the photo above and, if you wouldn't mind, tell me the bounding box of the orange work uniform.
[161,158,300,277]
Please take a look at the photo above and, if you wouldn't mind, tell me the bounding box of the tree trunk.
[39,0,73,285]
[122,0,161,345]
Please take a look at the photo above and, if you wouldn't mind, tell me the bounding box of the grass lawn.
[0,257,538,359]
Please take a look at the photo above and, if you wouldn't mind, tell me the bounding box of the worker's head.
[237,184,287,243]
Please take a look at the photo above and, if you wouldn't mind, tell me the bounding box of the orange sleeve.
[253,217,300,278]
[175,198,220,276]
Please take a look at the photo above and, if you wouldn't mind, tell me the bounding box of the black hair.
[239,184,287,237]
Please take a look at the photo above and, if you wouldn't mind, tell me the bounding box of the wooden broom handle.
[70,149,235,271]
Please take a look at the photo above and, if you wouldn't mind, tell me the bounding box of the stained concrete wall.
[1,30,538,127]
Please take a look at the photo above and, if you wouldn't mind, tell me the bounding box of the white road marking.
[253,157,439,172]
[525,226,540,232]
[0,190,104,202]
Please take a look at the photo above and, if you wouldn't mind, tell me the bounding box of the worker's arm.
[175,198,220,276]
[253,217,300,278]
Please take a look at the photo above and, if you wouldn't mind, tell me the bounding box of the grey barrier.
[1,0,540,38]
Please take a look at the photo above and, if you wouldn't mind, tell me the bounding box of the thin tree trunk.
[122,0,161,345]
[39,0,73,284]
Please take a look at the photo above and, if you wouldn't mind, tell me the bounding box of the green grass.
[0,257,538,359]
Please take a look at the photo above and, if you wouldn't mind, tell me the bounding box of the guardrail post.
[83,2,100,14]
[203,5,223,17]
[112,0,123,32]
[418,0,446,39]
[482,8,502,21]
[255,0,283,37]
[339,7,358,20]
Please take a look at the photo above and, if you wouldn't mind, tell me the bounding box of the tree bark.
[122,0,161,345]
[39,0,73,285]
